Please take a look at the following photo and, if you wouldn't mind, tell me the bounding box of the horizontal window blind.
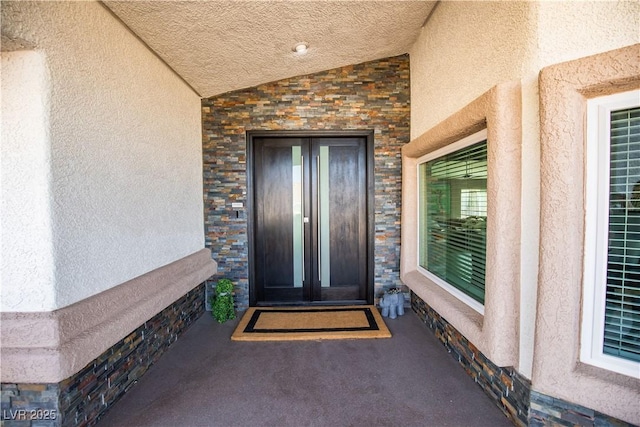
[419,140,488,304]
[606,106,640,363]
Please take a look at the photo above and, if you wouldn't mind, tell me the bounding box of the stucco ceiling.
[103,1,437,98]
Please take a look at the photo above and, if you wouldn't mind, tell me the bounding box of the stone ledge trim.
[0,249,217,383]
[411,291,530,427]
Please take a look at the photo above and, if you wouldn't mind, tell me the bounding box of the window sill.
[402,269,485,350]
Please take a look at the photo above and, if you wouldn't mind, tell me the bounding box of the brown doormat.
[231,306,392,341]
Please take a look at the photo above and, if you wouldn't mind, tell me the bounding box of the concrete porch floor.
[97,308,513,426]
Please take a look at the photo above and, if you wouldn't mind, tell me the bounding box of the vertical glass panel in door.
[292,146,303,288]
[318,146,330,287]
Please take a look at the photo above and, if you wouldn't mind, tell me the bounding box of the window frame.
[416,128,488,315]
[581,88,640,379]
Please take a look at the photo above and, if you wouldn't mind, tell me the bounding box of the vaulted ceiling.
[103,1,437,98]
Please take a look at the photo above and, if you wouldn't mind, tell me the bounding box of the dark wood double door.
[248,132,373,305]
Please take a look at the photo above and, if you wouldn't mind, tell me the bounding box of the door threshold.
[255,300,368,307]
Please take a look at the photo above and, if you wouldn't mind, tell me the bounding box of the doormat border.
[231,305,391,341]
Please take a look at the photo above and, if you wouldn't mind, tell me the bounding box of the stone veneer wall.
[202,55,410,308]
[411,292,637,427]
[1,283,205,427]
[411,292,530,426]
[528,391,637,426]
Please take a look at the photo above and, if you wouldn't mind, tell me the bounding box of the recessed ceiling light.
[293,42,309,54]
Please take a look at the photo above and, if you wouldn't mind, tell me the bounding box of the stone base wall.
[1,385,60,427]
[1,283,205,427]
[411,291,530,426]
[529,391,637,427]
[411,291,637,427]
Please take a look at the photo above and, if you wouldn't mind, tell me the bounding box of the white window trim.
[581,89,640,379]
[416,128,488,315]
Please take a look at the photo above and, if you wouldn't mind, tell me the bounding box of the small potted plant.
[209,278,235,323]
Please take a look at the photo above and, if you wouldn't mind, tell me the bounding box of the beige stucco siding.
[409,1,535,139]
[536,44,640,426]
[1,1,204,312]
[406,1,640,423]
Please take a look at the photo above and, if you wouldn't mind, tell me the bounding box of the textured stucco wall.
[537,45,640,426]
[408,0,640,382]
[407,0,640,423]
[409,0,640,139]
[408,5,537,375]
[408,0,536,379]
[1,50,55,311]
[401,81,522,368]
[1,249,215,383]
[409,1,535,138]
[1,1,204,311]
[202,56,410,308]
[532,0,640,71]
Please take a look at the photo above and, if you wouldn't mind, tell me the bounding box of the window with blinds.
[605,105,640,363]
[582,89,640,378]
[418,132,487,308]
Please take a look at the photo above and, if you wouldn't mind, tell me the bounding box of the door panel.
[253,138,308,302]
[251,134,370,305]
[314,138,367,301]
